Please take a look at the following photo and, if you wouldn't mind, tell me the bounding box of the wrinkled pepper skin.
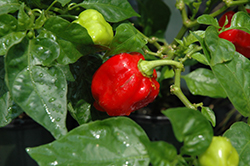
[198,136,239,166]
[218,11,250,58]
[91,52,160,116]
[74,9,113,46]
[219,29,250,58]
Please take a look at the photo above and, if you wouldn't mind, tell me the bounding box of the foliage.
[0,0,250,165]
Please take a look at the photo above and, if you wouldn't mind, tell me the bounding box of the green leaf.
[33,10,46,29]
[68,100,92,125]
[205,26,234,66]
[67,54,103,104]
[136,0,171,38]
[0,31,26,55]
[57,0,71,7]
[223,122,250,166]
[210,52,250,117]
[159,66,174,82]
[105,23,147,57]
[191,52,209,65]
[191,31,211,62]
[0,0,20,14]
[79,0,140,23]
[26,117,150,166]
[0,92,23,127]
[0,14,26,55]
[56,64,75,82]
[0,14,18,37]
[37,29,83,65]
[0,56,8,96]
[201,107,216,127]
[205,27,250,117]
[17,3,33,31]
[30,37,60,66]
[184,30,205,46]
[162,107,213,156]
[197,14,220,28]
[184,0,202,19]
[182,68,227,98]
[43,17,104,63]
[230,11,250,33]
[5,37,68,139]
[145,141,178,166]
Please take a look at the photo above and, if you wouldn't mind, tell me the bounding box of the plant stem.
[227,0,250,7]
[138,59,183,76]
[138,59,196,110]
[171,68,196,109]
[171,25,188,45]
[46,0,58,13]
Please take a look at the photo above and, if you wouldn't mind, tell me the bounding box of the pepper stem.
[138,59,184,77]
[138,59,196,110]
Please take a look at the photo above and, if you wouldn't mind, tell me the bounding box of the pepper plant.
[0,0,250,165]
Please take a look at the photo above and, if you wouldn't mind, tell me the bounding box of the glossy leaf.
[230,11,250,33]
[136,0,170,38]
[105,23,147,57]
[30,37,60,66]
[17,3,33,31]
[197,14,220,28]
[0,0,20,14]
[191,31,211,62]
[0,14,26,55]
[5,38,68,139]
[43,17,103,63]
[182,68,227,98]
[223,122,250,166]
[184,30,205,46]
[0,31,26,55]
[67,100,92,125]
[0,92,23,127]
[162,107,213,156]
[205,26,234,66]
[37,29,82,65]
[34,10,46,29]
[0,14,18,37]
[26,117,150,166]
[191,52,209,65]
[145,141,178,166]
[79,0,140,23]
[205,27,250,117]
[201,107,216,127]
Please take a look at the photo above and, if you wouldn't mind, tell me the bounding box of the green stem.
[171,25,188,45]
[138,59,196,109]
[138,59,183,76]
[45,0,58,13]
[226,0,250,7]
[171,68,196,109]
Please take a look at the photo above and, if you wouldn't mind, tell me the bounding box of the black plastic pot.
[0,118,55,166]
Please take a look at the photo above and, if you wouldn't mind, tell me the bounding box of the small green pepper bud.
[74,9,113,46]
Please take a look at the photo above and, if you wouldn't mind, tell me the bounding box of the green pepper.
[74,9,113,46]
[198,136,239,166]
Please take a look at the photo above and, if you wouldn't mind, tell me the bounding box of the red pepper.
[218,11,235,28]
[91,52,160,116]
[218,11,250,58]
[219,29,250,58]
